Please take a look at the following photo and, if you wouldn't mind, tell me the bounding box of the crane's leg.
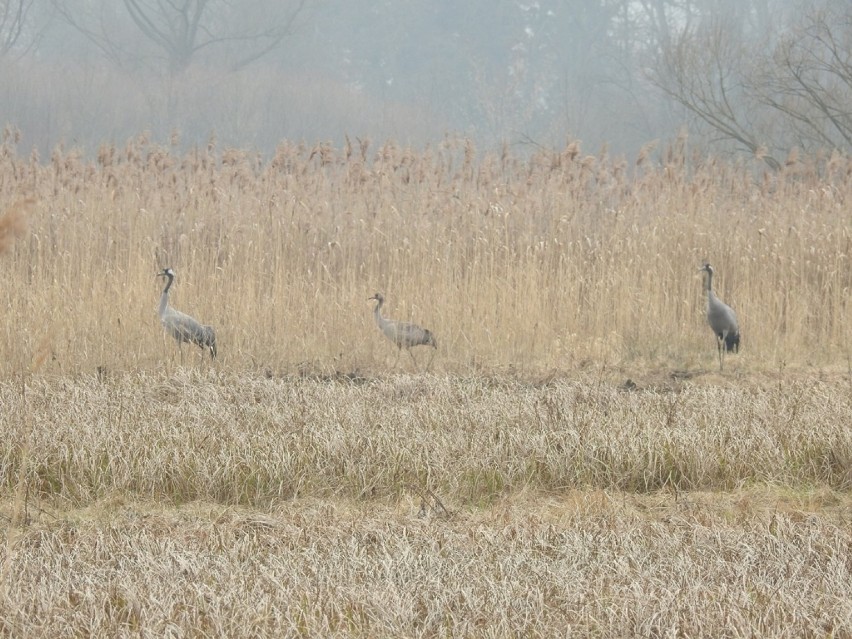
[407,348,420,372]
[717,336,724,371]
[393,347,401,369]
[426,348,436,372]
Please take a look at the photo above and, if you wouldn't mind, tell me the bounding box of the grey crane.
[368,292,437,369]
[700,263,739,370]
[157,267,217,360]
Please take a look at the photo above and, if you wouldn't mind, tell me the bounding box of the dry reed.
[1,137,851,637]
[2,372,850,504]
[1,493,850,637]
[1,371,851,636]
[0,136,848,375]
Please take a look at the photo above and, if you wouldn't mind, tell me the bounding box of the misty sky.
[0,0,847,162]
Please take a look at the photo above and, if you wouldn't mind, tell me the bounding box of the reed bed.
[2,493,850,637]
[1,370,851,637]
[1,134,852,636]
[0,134,849,375]
[2,371,850,505]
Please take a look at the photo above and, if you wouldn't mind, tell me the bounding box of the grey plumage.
[157,267,217,360]
[368,292,437,369]
[700,263,739,370]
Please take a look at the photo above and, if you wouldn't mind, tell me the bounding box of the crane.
[157,267,217,360]
[700,263,739,371]
[368,292,437,370]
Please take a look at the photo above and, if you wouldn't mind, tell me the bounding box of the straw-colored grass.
[0,135,849,375]
[2,491,851,637]
[1,371,851,636]
[1,135,851,636]
[2,372,851,504]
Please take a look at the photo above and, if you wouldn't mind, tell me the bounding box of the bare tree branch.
[0,0,37,57]
[50,1,134,69]
[754,8,852,150]
[230,0,307,71]
[648,3,852,167]
[53,0,309,75]
[648,18,781,168]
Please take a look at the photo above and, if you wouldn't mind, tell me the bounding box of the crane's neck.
[373,299,386,328]
[159,275,174,317]
[704,270,713,296]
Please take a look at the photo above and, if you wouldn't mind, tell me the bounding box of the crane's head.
[368,292,384,304]
[157,267,175,279]
[699,263,714,276]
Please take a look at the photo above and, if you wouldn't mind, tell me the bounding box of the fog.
[0,0,848,162]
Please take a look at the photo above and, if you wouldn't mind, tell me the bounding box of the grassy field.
[1,135,851,636]
[0,134,849,374]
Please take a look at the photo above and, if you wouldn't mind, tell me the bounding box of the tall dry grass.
[0,133,850,376]
[2,372,850,504]
[2,494,850,637]
[2,134,851,637]
[1,371,850,636]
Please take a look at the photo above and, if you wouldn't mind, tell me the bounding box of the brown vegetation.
[1,372,851,635]
[0,198,30,255]
[0,134,849,374]
[1,136,851,636]
[3,491,851,636]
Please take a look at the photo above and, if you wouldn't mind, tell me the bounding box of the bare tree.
[53,0,309,75]
[648,2,852,167]
[649,15,782,168]
[49,1,129,69]
[755,8,852,150]
[0,0,39,57]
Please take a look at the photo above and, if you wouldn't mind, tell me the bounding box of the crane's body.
[369,293,436,369]
[158,268,217,360]
[700,263,739,370]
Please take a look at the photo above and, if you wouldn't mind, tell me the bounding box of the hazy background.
[0,0,849,163]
